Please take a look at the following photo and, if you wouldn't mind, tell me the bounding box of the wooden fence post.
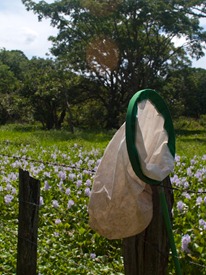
[17,169,40,275]
[123,177,174,274]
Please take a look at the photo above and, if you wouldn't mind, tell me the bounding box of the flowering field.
[0,125,206,274]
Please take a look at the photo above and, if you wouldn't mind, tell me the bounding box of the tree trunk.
[123,177,174,275]
[66,102,74,133]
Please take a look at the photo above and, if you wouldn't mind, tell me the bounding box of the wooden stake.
[17,169,40,275]
[123,177,174,275]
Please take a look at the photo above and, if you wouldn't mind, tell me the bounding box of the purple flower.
[196,196,203,205]
[199,219,206,227]
[76,180,82,188]
[58,171,66,181]
[177,201,186,212]
[175,155,180,162]
[69,173,76,180]
[182,192,191,200]
[4,194,14,204]
[39,196,44,206]
[44,171,51,178]
[44,181,51,191]
[85,187,91,197]
[58,181,64,192]
[90,253,96,259]
[85,179,91,187]
[202,154,206,160]
[67,199,75,209]
[187,167,192,177]
[52,200,59,208]
[65,188,71,195]
[183,181,189,189]
[55,218,61,224]
[181,234,191,252]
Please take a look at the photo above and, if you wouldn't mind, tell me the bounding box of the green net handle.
[125,89,175,185]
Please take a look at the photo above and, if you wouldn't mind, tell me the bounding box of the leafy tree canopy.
[21,1,206,127]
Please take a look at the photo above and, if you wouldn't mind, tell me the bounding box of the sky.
[0,0,58,59]
[0,0,206,69]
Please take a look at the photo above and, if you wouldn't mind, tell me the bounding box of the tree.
[0,49,32,123]
[22,0,206,128]
[161,67,206,118]
[0,61,21,124]
[0,49,29,80]
[22,57,99,130]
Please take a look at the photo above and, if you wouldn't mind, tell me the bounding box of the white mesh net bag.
[88,89,175,239]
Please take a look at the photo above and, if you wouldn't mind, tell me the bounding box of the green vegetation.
[1,0,206,129]
[0,121,205,274]
[174,116,206,157]
[1,0,206,272]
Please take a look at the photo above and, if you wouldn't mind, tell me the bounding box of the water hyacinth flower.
[4,194,14,204]
[182,192,191,200]
[181,234,191,252]
[54,232,59,237]
[90,253,96,259]
[76,180,82,188]
[39,196,44,206]
[52,200,59,208]
[58,171,66,181]
[186,167,193,177]
[58,181,64,192]
[67,199,75,209]
[175,155,181,166]
[196,196,203,205]
[44,171,51,178]
[69,173,76,180]
[202,154,206,160]
[44,181,51,191]
[177,200,186,212]
[85,179,91,187]
[183,181,189,189]
[199,219,206,228]
[65,188,71,196]
[55,218,61,225]
[85,187,91,197]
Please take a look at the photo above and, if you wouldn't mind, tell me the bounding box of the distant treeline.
[0,48,206,130]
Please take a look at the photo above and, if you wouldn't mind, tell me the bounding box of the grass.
[174,117,206,157]
[0,123,114,150]
[0,118,205,158]
[0,118,205,274]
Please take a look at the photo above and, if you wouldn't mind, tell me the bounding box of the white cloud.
[0,0,57,58]
[22,27,38,44]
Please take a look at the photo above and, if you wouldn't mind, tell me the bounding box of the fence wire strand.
[1,153,206,273]
[0,153,205,195]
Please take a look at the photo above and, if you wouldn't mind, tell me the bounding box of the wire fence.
[0,153,205,195]
[0,153,206,274]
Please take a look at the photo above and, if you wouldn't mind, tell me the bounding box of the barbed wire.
[1,153,205,195]
[0,153,96,174]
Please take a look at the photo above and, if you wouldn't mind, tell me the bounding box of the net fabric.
[88,123,153,240]
[136,99,174,181]
[88,99,174,239]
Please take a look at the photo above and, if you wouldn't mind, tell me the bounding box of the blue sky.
[0,0,206,68]
[0,0,57,59]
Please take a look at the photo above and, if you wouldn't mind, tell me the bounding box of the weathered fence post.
[17,169,40,275]
[123,176,174,274]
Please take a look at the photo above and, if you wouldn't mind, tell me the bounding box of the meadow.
[0,119,205,274]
